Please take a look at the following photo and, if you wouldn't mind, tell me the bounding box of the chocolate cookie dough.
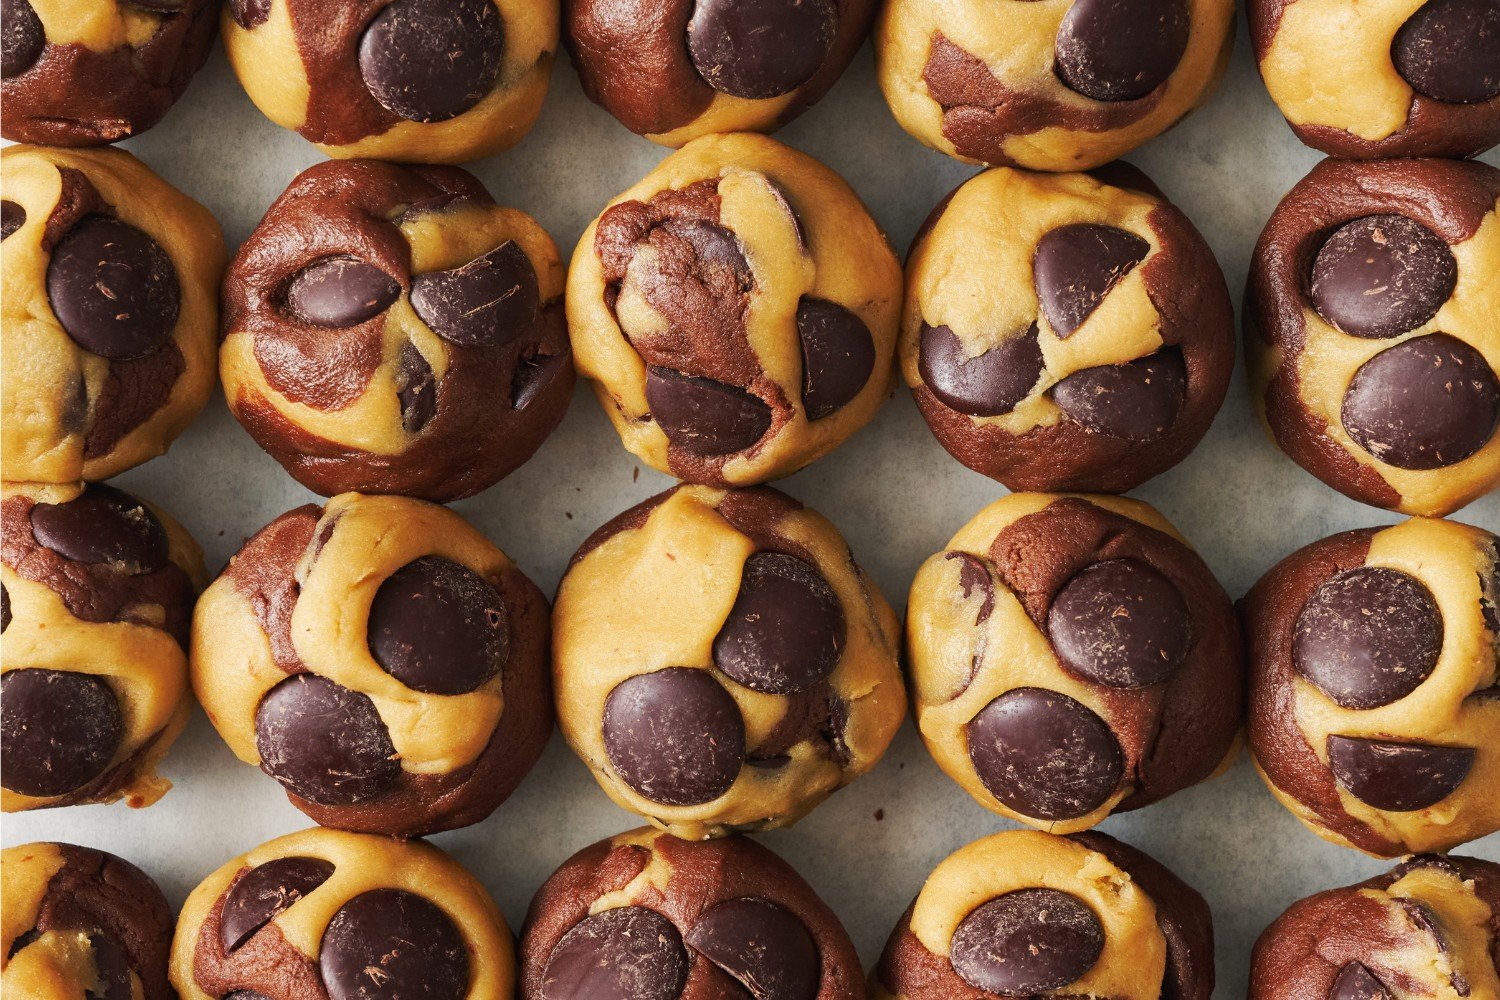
[1244,516,1500,857]
[875,829,1215,1000]
[568,132,901,487]
[191,492,552,837]
[553,484,905,839]
[221,159,572,502]
[1,145,225,484]
[3,842,174,1000]
[903,164,1234,492]
[907,492,1242,833]
[171,827,514,1000]
[2,482,204,812]
[222,0,557,162]
[521,827,863,1000]
[876,0,1235,170]
[1249,853,1500,999]
[1248,157,1500,517]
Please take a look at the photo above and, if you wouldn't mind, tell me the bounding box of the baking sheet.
[4,14,1498,996]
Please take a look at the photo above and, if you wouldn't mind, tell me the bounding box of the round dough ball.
[191,492,552,837]
[1249,854,1500,999]
[553,484,905,840]
[171,827,514,1000]
[1244,515,1500,857]
[520,827,863,1000]
[2,842,174,1000]
[221,159,573,502]
[1,145,225,484]
[1248,157,1500,517]
[902,164,1234,493]
[907,492,1242,833]
[2,482,204,812]
[222,0,556,162]
[874,829,1214,1000]
[876,0,1234,171]
[567,132,901,487]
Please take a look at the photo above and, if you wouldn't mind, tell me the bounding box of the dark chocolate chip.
[1329,962,1392,1000]
[46,216,180,360]
[796,297,875,420]
[685,898,819,1000]
[319,889,469,1000]
[512,352,566,410]
[220,856,336,952]
[1310,216,1458,338]
[949,889,1105,996]
[396,342,437,433]
[1054,0,1190,101]
[1,668,123,797]
[918,322,1045,417]
[358,0,505,123]
[1,584,9,633]
[86,934,132,1000]
[712,552,844,695]
[685,0,836,100]
[1325,735,1475,810]
[539,906,688,1000]
[1,200,24,240]
[1392,0,1500,104]
[602,667,745,806]
[410,241,539,348]
[28,483,169,573]
[1052,349,1186,441]
[645,367,772,456]
[284,257,401,328]
[1033,223,1150,337]
[966,687,1123,820]
[1047,558,1191,688]
[1,0,44,78]
[6,929,39,959]
[229,0,271,29]
[254,674,399,806]
[368,555,508,696]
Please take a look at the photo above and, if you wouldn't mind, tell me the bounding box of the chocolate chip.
[86,934,132,1000]
[220,857,336,952]
[685,0,836,99]
[1,0,44,78]
[796,297,875,420]
[396,342,437,432]
[368,556,508,696]
[539,907,688,1000]
[513,352,566,410]
[28,483,169,573]
[1325,735,1475,810]
[1310,216,1457,338]
[645,367,772,456]
[254,674,399,806]
[319,889,469,1000]
[6,929,40,960]
[46,217,180,360]
[1047,558,1191,688]
[603,667,745,806]
[1054,0,1190,101]
[1033,223,1150,337]
[966,687,1123,820]
[1,200,24,240]
[284,257,401,328]
[712,552,844,695]
[1,668,123,797]
[229,0,271,29]
[918,322,1045,417]
[410,241,539,348]
[1052,349,1186,441]
[1341,334,1500,469]
[1,584,9,633]
[358,0,504,123]
[1392,0,1500,104]
[950,889,1105,995]
[685,898,819,1000]
[1330,962,1393,1000]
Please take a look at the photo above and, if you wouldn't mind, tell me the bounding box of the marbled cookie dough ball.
[2,482,204,812]
[222,0,557,162]
[568,132,901,487]
[553,484,905,839]
[1244,516,1500,857]
[171,828,514,1000]
[875,829,1214,1000]
[903,164,1234,493]
[521,827,863,1000]
[191,492,552,837]
[222,158,572,502]
[1249,157,1500,517]
[907,492,1242,832]
[1,145,225,484]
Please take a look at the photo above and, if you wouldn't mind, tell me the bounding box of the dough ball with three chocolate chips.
[553,484,905,839]
[190,492,552,837]
[874,829,1215,1000]
[906,492,1242,832]
[1248,157,1500,517]
[2,482,204,812]
[904,164,1234,493]
[1244,515,1500,857]
[1,145,225,484]
[568,132,901,487]
[221,159,572,502]
[171,827,514,1000]
[520,827,863,1000]
[222,0,557,162]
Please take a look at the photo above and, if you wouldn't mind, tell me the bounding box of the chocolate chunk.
[685,898,819,1000]
[284,257,401,328]
[949,889,1105,995]
[367,555,508,696]
[410,241,539,348]
[645,367,772,456]
[1310,215,1457,338]
[1,200,24,240]
[796,297,875,420]
[220,857,336,952]
[28,483,169,573]
[229,0,271,29]
[966,687,1123,820]
[1330,962,1393,1000]
[1392,0,1500,104]
[1341,334,1500,469]
[512,352,566,410]
[7,929,40,959]
[1,584,10,633]
[319,889,469,1000]
[918,322,1045,417]
[1,668,123,797]
[1047,558,1191,688]
[86,934,132,1000]
[603,667,745,806]
[396,342,437,432]
[1,0,44,78]
[254,674,400,806]
[358,0,505,123]
[1033,223,1150,337]
[712,552,844,695]
[1052,350,1187,441]
[1054,0,1190,101]
[685,0,836,100]
[46,217,180,360]
[539,906,688,1000]
[1325,735,1475,810]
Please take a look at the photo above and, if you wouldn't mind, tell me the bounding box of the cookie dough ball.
[3,843,174,1000]
[553,484,905,839]
[222,158,572,502]
[907,492,1242,832]
[521,827,863,1000]
[191,492,552,837]
[1250,853,1500,999]
[171,827,514,1000]
[1,145,225,484]
[875,829,1214,1000]
[903,165,1234,493]
[222,0,556,162]
[1244,516,1500,857]
[2,482,204,812]
[568,132,901,487]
